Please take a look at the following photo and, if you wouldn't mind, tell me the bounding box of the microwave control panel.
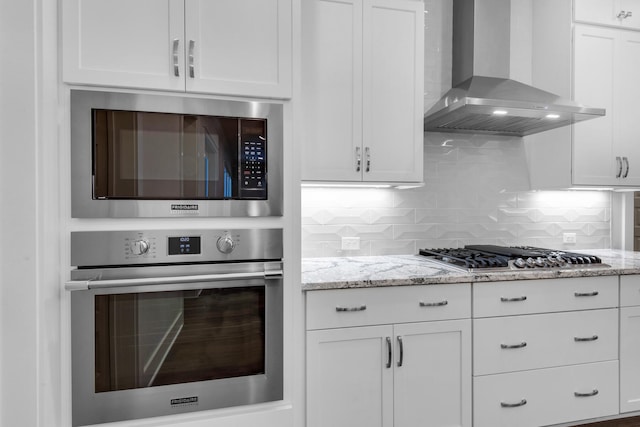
[240,138,266,198]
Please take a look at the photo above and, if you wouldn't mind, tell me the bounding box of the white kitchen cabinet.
[62,0,292,98]
[306,326,393,427]
[575,0,640,30]
[573,24,640,186]
[306,284,471,427]
[300,0,423,183]
[528,0,640,188]
[472,276,620,427]
[620,275,640,413]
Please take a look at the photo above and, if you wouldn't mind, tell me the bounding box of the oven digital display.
[168,236,201,255]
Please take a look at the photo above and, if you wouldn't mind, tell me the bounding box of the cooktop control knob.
[525,257,536,268]
[130,239,150,255]
[514,258,526,268]
[216,235,235,254]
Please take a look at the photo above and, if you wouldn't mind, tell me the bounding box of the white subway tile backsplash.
[301,134,612,256]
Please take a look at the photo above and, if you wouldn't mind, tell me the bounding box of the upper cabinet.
[574,0,640,29]
[527,0,640,189]
[300,0,424,183]
[62,0,292,99]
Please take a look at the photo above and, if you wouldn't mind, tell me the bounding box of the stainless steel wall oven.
[66,229,283,426]
[70,90,283,218]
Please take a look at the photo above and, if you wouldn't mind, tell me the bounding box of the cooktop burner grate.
[418,245,609,272]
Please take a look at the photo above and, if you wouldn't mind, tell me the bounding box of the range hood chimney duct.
[424,0,605,137]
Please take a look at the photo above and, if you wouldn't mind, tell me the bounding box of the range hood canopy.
[424,0,605,137]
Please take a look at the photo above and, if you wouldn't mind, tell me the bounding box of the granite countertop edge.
[301,250,640,291]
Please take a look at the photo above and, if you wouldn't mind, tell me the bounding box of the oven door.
[67,269,283,427]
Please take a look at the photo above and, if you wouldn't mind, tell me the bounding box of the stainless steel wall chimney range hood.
[424,0,605,137]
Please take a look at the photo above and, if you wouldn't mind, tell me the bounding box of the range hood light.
[546,113,561,119]
[493,110,509,116]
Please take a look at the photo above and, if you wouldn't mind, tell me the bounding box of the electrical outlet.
[563,233,577,244]
[341,237,361,250]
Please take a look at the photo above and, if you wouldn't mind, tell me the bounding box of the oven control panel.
[70,229,283,267]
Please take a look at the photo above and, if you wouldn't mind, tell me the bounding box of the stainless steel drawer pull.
[500,296,527,302]
[397,336,404,367]
[574,335,599,342]
[386,337,392,368]
[574,389,599,397]
[335,305,367,312]
[419,300,448,307]
[501,342,527,349]
[501,399,527,408]
[574,291,599,297]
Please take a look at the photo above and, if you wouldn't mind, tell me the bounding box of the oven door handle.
[65,270,283,291]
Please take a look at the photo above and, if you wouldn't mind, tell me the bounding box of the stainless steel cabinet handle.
[172,39,180,76]
[501,341,527,349]
[355,147,362,172]
[574,389,599,397]
[419,300,448,307]
[365,147,371,172]
[501,399,527,408]
[501,296,527,302]
[335,305,366,312]
[574,291,599,297]
[386,337,392,368]
[617,10,633,19]
[616,156,623,178]
[188,40,195,78]
[574,335,599,342]
[623,156,630,178]
[397,336,404,367]
[65,270,282,291]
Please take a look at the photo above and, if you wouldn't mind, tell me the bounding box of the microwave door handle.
[65,270,283,291]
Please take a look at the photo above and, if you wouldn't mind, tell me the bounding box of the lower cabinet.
[307,320,471,427]
[474,361,619,427]
[620,275,640,413]
[305,283,472,427]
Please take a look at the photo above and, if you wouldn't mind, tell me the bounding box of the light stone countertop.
[301,249,640,291]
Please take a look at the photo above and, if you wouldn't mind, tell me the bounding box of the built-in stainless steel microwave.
[70,90,283,218]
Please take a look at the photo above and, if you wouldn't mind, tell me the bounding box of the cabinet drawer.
[473,276,618,318]
[621,274,640,307]
[473,361,619,427]
[306,283,471,330]
[474,309,618,375]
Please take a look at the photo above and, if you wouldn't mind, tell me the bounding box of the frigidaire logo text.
[171,204,199,211]
[170,396,199,407]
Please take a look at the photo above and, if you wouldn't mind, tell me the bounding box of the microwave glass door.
[94,285,265,393]
[93,110,267,201]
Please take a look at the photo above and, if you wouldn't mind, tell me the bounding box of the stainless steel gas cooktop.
[418,245,610,273]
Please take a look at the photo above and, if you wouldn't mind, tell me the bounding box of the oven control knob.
[514,258,527,268]
[216,235,235,254]
[525,257,536,268]
[130,239,150,255]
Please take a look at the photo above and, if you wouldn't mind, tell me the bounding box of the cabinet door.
[393,320,472,427]
[301,0,363,181]
[575,0,640,30]
[614,29,640,185]
[184,0,292,98]
[62,0,185,91]
[573,25,618,185]
[307,326,393,427]
[363,0,424,182]
[620,306,640,412]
